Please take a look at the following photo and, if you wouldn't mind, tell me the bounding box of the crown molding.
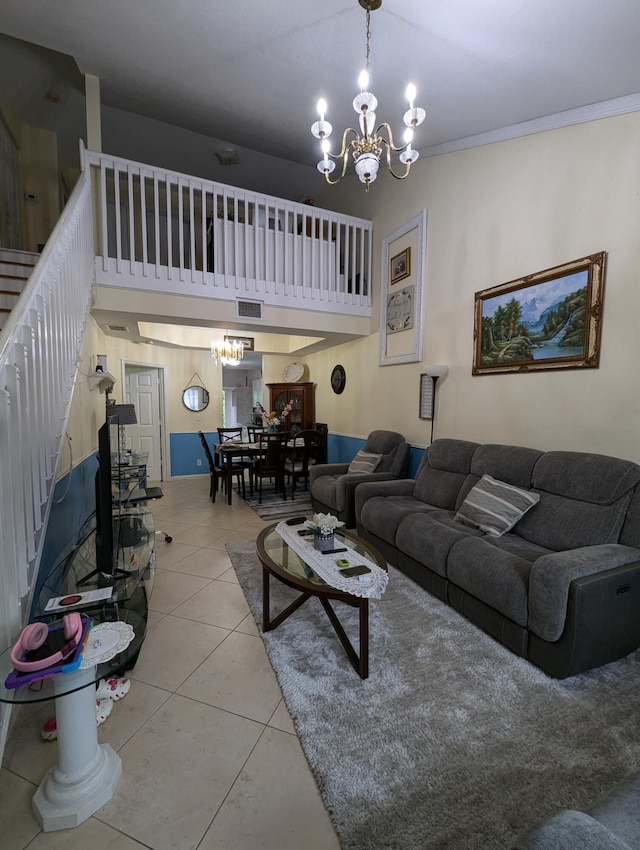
[419,92,640,159]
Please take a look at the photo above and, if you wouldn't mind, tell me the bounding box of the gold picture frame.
[473,252,606,375]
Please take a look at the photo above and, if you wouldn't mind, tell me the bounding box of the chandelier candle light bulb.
[311,0,425,190]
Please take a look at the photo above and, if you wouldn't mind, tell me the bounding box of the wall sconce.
[423,364,449,443]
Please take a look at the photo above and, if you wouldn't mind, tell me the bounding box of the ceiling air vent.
[236,300,263,320]
[107,324,129,332]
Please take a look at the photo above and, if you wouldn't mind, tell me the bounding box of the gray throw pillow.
[454,474,540,536]
[348,450,383,474]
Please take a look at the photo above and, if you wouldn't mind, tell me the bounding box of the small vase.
[314,531,335,552]
[266,423,278,433]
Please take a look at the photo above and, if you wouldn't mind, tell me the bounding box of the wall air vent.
[236,300,263,320]
[107,324,129,332]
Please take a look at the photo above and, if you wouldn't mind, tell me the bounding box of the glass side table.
[0,607,146,831]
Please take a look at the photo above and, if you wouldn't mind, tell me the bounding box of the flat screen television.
[94,420,115,576]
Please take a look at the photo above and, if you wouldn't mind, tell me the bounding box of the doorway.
[122,361,168,481]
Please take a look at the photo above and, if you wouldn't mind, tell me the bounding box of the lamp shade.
[425,364,448,378]
[108,403,137,425]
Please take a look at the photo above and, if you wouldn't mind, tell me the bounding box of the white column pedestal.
[32,666,122,831]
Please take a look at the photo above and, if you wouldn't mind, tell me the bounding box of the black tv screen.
[94,420,115,575]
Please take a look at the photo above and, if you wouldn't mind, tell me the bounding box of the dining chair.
[217,427,252,495]
[252,431,289,503]
[284,429,324,499]
[197,431,219,502]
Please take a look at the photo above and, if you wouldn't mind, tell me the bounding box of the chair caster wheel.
[165,535,172,542]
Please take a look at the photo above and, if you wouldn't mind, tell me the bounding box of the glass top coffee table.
[256,523,387,679]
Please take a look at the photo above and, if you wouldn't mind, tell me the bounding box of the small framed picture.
[390,248,411,285]
[419,374,434,419]
[224,335,254,351]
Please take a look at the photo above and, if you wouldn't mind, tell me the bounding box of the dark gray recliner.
[309,430,410,528]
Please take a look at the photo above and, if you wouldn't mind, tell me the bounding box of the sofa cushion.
[470,443,544,489]
[348,450,382,474]
[447,536,534,626]
[361,430,408,476]
[454,475,540,536]
[396,511,483,578]
[360,495,435,547]
[516,490,634,551]
[531,451,640,504]
[412,438,479,508]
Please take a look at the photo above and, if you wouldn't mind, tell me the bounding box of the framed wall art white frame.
[379,209,427,366]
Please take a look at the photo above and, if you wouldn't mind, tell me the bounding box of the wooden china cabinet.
[267,382,315,436]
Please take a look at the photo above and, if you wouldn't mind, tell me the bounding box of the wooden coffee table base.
[262,565,371,679]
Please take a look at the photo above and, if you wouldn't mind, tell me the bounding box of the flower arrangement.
[259,402,292,429]
[305,512,345,536]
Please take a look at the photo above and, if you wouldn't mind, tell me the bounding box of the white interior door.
[124,365,163,481]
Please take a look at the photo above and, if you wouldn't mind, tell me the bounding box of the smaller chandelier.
[311,0,426,191]
[211,336,244,367]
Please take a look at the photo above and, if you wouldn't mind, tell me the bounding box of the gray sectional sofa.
[355,438,640,678]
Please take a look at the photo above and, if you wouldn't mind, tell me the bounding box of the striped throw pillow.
[348,450,383,474]
[454,474,540,537]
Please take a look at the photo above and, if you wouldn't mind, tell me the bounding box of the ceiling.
[2,0,640,169]
[2,1,640,354]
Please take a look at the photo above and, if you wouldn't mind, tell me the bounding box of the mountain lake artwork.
[473,252,606,375]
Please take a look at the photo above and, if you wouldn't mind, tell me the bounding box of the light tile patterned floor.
[1,477,340,850]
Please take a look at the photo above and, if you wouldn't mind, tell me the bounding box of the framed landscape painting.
[472,252,606,375]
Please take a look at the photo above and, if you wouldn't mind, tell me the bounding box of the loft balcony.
[87,150,373,336]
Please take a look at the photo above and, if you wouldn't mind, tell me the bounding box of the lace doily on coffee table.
[80,621,135,668]
[276,522,388,599]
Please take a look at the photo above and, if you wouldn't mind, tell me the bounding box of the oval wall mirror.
[182,385,210,412]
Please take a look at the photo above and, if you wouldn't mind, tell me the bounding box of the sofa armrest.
[513,809,632,850]
[333,472,394,514]
[309,463,349,486]
[528,545,640,642]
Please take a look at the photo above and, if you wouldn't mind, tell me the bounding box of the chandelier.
[311,0,426,191]
[211,336,244,367]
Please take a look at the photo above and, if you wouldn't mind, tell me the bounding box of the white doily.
[276,522,388,599]
[80,621,135,668]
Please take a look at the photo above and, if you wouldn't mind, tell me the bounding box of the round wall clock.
[331,364,346,394]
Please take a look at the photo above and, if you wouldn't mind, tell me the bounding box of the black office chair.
[197,431,219,502]
[284,429,324,499]
[252,431,289,504]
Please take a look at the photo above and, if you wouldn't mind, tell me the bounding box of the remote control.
[286,516,307,526]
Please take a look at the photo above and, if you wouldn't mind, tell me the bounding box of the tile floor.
[1,477,340,850]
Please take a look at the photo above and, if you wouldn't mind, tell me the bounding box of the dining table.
[215,434,303,505]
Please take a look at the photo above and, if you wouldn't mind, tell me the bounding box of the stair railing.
[0,141,95,755]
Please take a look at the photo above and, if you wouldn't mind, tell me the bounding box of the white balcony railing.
[87,150,373,316]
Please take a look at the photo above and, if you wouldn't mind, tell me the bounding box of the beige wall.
[101,339,224,436]
[58,317,110,474]
[76,111,640,466]
[307,111,640,461]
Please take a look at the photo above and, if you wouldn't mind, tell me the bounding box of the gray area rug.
[227,538,640,850]
[244,490,313,522]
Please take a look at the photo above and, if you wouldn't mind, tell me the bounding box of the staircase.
[0,248,38,332]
